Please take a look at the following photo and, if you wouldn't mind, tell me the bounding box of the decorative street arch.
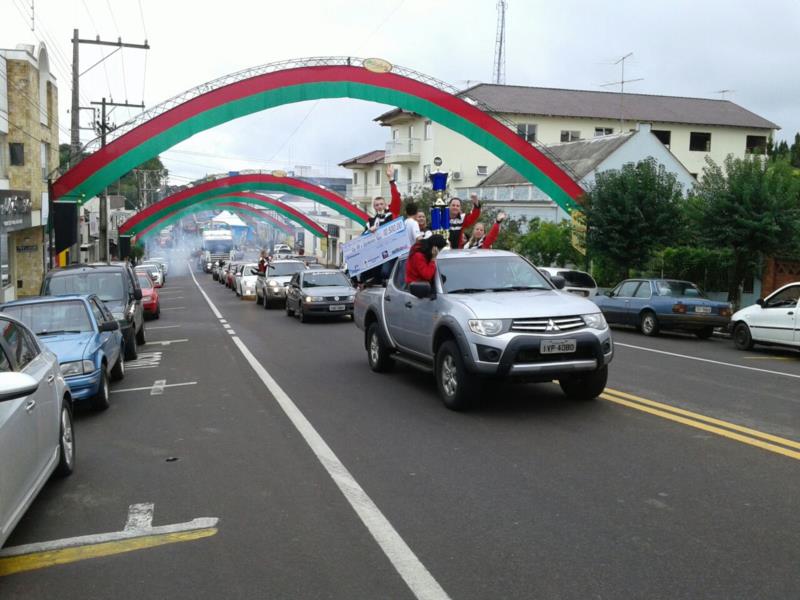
[120,174,364,235]
[53,57,584,214]
[219,202,294,235]
[134,192,328,240]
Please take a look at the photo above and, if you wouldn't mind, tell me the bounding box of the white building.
[341,83,778,202]
[472,124,697,224]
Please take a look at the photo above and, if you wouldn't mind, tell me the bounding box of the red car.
[137,273,160,319]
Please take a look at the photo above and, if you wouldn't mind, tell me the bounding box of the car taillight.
[672,303,687,314]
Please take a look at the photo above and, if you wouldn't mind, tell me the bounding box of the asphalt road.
[2,258,798,599]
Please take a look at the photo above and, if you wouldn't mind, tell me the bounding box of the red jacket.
[388,178,402,219]
[452,206,481,249]
[406,245,437,283]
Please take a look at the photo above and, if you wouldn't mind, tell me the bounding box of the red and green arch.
[121,174,362,235]
[219,202,294,235]
[135,192,328,240]
[53,60,584,213]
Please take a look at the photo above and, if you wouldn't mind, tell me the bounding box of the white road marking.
[147,325,182,330]
[615,342,800,380]
[150,380,167,396]
[219,319,227,324]
[111,381,197,394]
[188,263,450,600]
[124,351,163,370]
[145,338,189,346]
[0,509,218,558]
[222,324,231,329]
[227,330,236,335]
[124,503,154,530]
[161,307,186,311]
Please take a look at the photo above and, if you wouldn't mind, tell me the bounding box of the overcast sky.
[3,0,798,184]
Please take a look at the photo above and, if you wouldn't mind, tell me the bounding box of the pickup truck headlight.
[60,360,95,376]
[582,312,607,329]
[268,279,280,287]
[305,296,324,303]
[468,319,504,336]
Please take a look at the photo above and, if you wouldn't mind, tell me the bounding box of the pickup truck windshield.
[438,256,552,293]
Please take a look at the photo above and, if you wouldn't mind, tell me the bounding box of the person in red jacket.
[464,213,506,249]
[449,193,482,248]
[406,234,447,284]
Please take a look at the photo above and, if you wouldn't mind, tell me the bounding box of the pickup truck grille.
[511,315,586,333]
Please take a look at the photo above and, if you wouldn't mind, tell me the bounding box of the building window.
[9,143,24,166]
[424,120,432,140]
[406,168,411,183]
[690,132,712,152]
[745,135,767,155]
[353,172,358,185]
[476,165,488,177]
[594,127,613,137]
[374,169,380,185]
[392,129,399,140]
[516,123,537,143]
[41,142,50,181]
[560,130,581,142]
[652,130,671,148]
[423,164,431,180]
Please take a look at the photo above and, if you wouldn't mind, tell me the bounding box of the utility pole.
[69,30,149,262]
[92,98,145,262]
[600,52,644,132]
[492,0,508,85]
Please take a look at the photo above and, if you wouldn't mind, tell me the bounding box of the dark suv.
[41,263,145,360]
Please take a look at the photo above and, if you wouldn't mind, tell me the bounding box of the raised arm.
[462,195,482,229]
[387,164,402,218]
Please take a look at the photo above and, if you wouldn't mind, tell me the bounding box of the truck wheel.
[136,325,146,346]
[559,366,608,401]
[435,340,478,411]
[733,322,755,350]
[640,311,660,336]
[367,323,394,373]
[124,331,138,361]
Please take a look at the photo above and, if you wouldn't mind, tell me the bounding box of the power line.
[0,68,73,139]
[81,0,113,99]
[104,0,129,102]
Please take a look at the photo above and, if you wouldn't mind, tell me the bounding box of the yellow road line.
[605,388,800,451]
[0,527,217,577]
[600,393,800,462]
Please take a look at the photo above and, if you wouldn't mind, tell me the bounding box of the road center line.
[111,381,197,394]
[615,342,800,380]
[187,264,450,600]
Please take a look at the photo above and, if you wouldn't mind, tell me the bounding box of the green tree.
[791,132,800,168]
[517,219,580,266]
[691,155,800,305]
[585,158,686,281]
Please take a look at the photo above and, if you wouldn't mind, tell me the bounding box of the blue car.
[592,279,732,338]
[0,294,125,410]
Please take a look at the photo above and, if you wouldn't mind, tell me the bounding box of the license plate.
[694,306,712,314]
[329,305,346,311]
[540,339,577,354]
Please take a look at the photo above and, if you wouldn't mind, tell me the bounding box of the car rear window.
[557,270,597,288]
[44,271,127,303]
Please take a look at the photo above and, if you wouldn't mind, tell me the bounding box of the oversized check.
[342,219,409,276]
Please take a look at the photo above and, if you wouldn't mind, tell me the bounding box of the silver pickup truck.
[354,249,614,410]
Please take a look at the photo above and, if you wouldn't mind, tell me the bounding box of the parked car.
[148,256,169,277]
[137,273,161,319]
[257,260,306,308]
[592,278,732,338]
[140,261,166,285]
[135,264,163,288]
[538,267,598,297]
[0,314,74,547]
[354,250,613,410]
[234,263,259,298]
[731,282,799,351]
[286,269,356,322]
[225,262,240,288]
[41,263,145,360]
[1,295,124,410]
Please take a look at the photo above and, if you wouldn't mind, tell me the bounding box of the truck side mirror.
[550,275,566,290]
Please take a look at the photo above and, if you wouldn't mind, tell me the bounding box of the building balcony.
[385,138,421,163]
